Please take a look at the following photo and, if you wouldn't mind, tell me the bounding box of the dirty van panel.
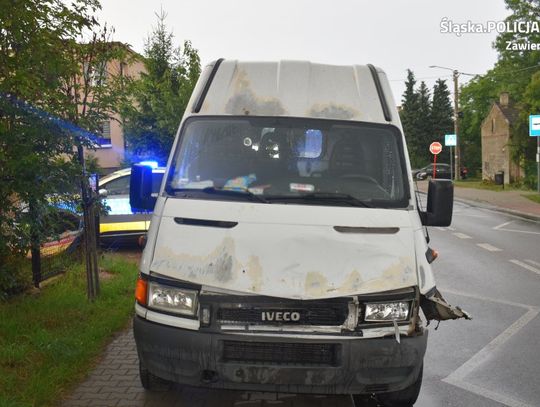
[420,288,471,321]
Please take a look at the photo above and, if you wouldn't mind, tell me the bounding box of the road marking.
[498,228,540,236]
[443,289,540,407]
[476,243,502,252]
[525,259,540,268]
[492,220,540,235]
[453,232,472,239]
[509,259,540,275]
[494,221,513,230]
[447,226,457,231]
[459,213,489,218]
[435,227,446,231]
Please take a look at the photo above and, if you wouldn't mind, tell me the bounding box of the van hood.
[149,199,418,300]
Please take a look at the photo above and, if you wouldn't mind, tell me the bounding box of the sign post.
[529,115,540,193]
[429,142,443,179]
[445,134,457,180]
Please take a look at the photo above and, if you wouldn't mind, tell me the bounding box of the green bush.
[523,160,538,190]
[0,255,32,300]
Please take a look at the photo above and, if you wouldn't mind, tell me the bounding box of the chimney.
[500,92,509,107]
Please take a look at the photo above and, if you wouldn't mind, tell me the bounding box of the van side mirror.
[130,164,156,211]
[420,180,453,227]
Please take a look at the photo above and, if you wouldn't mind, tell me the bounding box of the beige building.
[481,92,521,184]
[84,45,145,172]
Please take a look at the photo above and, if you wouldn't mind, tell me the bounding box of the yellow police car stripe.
[100,221,149,233]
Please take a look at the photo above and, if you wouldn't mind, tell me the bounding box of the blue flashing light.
[138,160,158,169]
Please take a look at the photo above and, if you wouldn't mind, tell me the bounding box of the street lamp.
[429,65,475,181]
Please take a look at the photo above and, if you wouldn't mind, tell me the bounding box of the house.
[82,43,145,172]
[481,92,521,184]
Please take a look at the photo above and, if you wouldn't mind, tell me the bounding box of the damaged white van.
[130,60,470,406]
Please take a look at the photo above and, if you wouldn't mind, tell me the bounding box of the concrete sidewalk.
[416,180,540,221]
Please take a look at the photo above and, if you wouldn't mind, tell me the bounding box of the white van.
[130,60,470,406]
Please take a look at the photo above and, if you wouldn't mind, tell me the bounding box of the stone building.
[481,92,521,184]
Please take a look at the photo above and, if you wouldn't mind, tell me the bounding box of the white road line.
[509,259,540,275]
[498,228,540,236]
[494,221,513,230]
[453,232,472,239]
[447,226,457,231]
[442,290,540,407]
[459,214,489,218]
[476,243,502,252]
[435,227,446,231]
[525,259,540,268]
[442,379,536,407]
[443,289,536,309]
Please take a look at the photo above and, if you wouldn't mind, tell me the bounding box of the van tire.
[376,364,423,407]
[139,361,172,391]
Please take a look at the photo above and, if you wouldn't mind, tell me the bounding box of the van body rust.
[131,60,470,405]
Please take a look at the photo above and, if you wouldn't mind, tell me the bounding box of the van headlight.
[364,301,410,322]
[147,282,198,316]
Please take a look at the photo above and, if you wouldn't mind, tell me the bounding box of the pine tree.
[431,79,454,146]
[121,11,201,165]
[416,81,433,166]
[400,70,421,166]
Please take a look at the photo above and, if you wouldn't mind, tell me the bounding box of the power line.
[389,75,453,82]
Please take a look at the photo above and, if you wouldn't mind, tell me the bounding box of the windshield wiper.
[266,192,374,207]
[169,186,270,204]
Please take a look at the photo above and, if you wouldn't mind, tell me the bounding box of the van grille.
[217,301,349,326]
[222,340,340,366]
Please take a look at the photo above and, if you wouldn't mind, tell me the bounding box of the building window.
[491,118,495,133]
[83,61,107,87]
[96,121,112,148]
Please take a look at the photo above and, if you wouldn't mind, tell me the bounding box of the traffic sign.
[445,134,457,146]
[529,115,540,136]
[430,142,443,155]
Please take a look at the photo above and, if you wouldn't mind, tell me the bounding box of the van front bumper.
[134,316,427,395]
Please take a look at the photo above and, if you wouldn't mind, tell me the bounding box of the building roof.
[494,101,519,124]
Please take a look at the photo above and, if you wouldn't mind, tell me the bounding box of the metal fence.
[30,230,83,286]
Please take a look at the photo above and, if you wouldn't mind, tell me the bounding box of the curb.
[452,196,540,222]
[415,188,540,222]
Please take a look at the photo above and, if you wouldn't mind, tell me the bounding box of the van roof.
[187,60,400,126]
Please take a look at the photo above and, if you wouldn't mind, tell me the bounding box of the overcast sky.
[97,0,510,104]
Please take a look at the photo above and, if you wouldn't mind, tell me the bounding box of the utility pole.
[452,69,460,181]
[429,66,476,180]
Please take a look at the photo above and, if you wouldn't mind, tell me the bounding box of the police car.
[99,162,164,246]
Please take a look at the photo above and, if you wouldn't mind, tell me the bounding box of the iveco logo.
[261,311,301,322]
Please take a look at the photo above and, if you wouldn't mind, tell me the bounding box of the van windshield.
[166,117,409,208]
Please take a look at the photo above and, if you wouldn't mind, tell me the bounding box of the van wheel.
[139,361,172,391]
[376,364,423,407]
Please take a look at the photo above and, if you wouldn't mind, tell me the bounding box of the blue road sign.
[445,134,457,146]
[529,115,540,136]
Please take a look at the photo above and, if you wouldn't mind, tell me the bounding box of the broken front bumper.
[134,315,427,395]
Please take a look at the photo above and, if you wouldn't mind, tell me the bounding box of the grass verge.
[454,180,522,191]
[522,193,540,204]
[0,253,138,407]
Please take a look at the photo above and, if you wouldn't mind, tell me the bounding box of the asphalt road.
[68,199,540,407]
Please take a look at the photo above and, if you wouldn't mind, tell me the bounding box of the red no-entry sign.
[429,142,442,179]
[429,142,443,155]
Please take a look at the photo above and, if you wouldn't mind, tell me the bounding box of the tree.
[0,0,130,298]
[459,0,540,177]
[415,81,433,166]
[431,79,454,143]
[400,70,421,166]
[0,0,96,297]
[122,11,201,165]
